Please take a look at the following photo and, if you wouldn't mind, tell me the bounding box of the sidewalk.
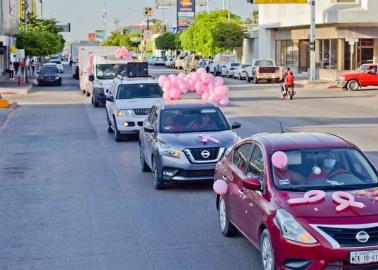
[0,75,33,96]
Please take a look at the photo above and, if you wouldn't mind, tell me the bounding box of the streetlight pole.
[24,0,28,32]
[227,0,230,23]
[222,0,225,10]
[39,0,43,18]
[309,0,316,80]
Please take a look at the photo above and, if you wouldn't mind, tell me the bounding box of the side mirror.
[144,125,155,133]
[106,95,114,102]
[88,75,94,81]
[232,121,241,129]
[242,176,261,190]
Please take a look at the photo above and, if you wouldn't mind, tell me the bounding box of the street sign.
[144,7,153,17]
[254,0,307,3]
[177,0,196,32]
[10,45,17,54]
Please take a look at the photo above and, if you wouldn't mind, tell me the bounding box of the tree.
[180,10,242,57]
[20,13,63,33]
[16,32,64,56]
[102,32,142,51]
[155,33,176,51]
[174,33,182,50]
[213,23,246,52]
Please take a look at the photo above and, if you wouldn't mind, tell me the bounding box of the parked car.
[49,59,64,73]
[139,101,241,189]
[147,56,156,65]
[184,54,202,72]
[337,64,378,91]
[226,63,240,78]
[175,54,189,70]
[105,63,163,141]
[215,132,378,270]
[37,65,62,86]
[233,64,250,80]
[213,54,236,76]
[153,56,167,66]
[91,86,106,107]
[246,59,283,84]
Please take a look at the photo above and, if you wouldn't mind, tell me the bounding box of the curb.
[0,84,32,96]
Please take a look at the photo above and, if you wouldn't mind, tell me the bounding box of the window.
[232,144,253,174]
[116,83,163,99]
[319,39,338,69]
[247,145,264,179]
[275,40,299,68]
[147,107,157,124]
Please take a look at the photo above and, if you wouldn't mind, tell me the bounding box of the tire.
[94,101,99,107]
[247,76,251,82]
[152,156,165,190]
[219,197,238,237]
[260,229,276,270]
[86,92,90,97]
[347,80,360,91]
[113,116,122,142]
[106,111,113,133]
[139,143,150,172]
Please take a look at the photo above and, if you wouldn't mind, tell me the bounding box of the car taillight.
[256,67,260,74]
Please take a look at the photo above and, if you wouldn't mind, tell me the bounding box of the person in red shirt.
[283,71,295,99]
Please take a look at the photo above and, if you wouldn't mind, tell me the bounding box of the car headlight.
[55,76,60,79]
[116,109,133,117]
[275,209,317,244]
[338,76,346,81]
[159,143,182,158]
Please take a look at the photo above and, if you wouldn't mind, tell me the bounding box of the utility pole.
[39,0,43,18]
[227,0,230,23]
[222,0,225,10]
[24,0,28,32]
[309,0,316,80]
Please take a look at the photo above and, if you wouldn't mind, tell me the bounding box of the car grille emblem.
[201,150,211,159]
[356,231,370,243]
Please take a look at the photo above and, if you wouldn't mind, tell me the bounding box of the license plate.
[350,250,378,264]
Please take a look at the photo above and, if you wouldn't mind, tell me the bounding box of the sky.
[39,0,254,43]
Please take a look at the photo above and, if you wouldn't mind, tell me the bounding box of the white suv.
[105,76,163,141]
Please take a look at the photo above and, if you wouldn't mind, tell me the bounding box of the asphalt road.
[0,64,378,270]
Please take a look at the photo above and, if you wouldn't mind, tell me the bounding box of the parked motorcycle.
[281,84,295,100]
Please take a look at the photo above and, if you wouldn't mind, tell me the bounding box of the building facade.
[258,0,378,79]
[0,0,19,74]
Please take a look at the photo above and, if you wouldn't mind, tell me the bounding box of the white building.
[258,0,378,79]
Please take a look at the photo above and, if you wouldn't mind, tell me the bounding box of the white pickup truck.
[246,59,283,84]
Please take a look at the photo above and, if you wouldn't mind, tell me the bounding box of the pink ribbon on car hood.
[199,134,220,144]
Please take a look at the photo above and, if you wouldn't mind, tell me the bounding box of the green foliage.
[213,23,246,52]
[20,13,63,34]
[102,32,142,51]
[16,32,64,56]
[155,33,176,51]
[174,32,182,50]
[179,10,243,57]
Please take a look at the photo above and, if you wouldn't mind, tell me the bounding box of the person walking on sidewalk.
[14,60,20,75]
[8,62,15,80]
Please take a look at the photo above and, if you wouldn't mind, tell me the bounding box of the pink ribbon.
[288,190,325,205]
[199,134,220,144]
[332,191,365,212]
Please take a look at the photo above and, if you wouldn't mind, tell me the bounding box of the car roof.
[116,77,158,84]
[43,63,58,66]
[248,132,353,152]
[159,100,219,110]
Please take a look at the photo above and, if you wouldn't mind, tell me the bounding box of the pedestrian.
[20,60,25,75]
[280,68,291,95]
[31,59,36,76]
[8,62,15,80]
[14,60,20,75]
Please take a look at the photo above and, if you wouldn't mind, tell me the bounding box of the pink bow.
[288,190,325,205]
[199,134,219,144]
[332,191,365,212]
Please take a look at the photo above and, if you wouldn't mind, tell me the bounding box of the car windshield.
[116,83,163,99]
[159,108,230,133]
[357,64,368,72]
[41,67,59,74]
[96,64,128,79]
[272,148,378,191]
[255,60,274,66]
[231,63,240,67]
[50,60,61,64]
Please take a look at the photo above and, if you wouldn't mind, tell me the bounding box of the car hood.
[339,72,362,78]
[157,130,238,150]
[274,188,378,218]
[40,73,59,77]
[115,98,161,109]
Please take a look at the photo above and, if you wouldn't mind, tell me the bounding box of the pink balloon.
[214,76,224,86]
[195,81,204,91]
[191,72,201,82]
[215,86,227,96]
[163,92,171,101]
[158,75,168,87]
[219,98,229,106]
[163,81,172,90]
[179,83,187,91]
[177,72,186,80]
[272,151,288,169]
[213,180,228,195]
[170,88,181,99]
[168,74,176,80]
[201,73,213,84]
[202,92,209,101]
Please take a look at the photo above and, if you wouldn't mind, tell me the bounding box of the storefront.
[272,25,378,79]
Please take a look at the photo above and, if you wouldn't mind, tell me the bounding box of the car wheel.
[347,80,360,91]
[261,229,275,270]
[247,76,251,82]
[219,197,238,237]
[94,101,99,107]
[106,111,113,133]
[113,116,122,142]
[152,156,165,190]
[139,144,150,172]
[86,92,90,97]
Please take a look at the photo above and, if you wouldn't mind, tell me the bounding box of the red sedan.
[215,133,378,270]
[337,64,378,91]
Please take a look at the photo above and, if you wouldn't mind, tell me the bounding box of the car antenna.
[279,122,285,134]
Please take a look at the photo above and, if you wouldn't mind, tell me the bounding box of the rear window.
[255,60,274,66]
[116,83,163,99]
[41,67,59,74]
[51,60,61,64]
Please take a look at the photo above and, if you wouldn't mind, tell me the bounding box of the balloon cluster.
[87,53,95,76]
[115,47,133,61]
[158,68,230,106]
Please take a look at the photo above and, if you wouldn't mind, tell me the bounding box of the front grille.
[176,169,215,178]
[133,108,150,116]
[319,226,378,247]
[188,147,220,161]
